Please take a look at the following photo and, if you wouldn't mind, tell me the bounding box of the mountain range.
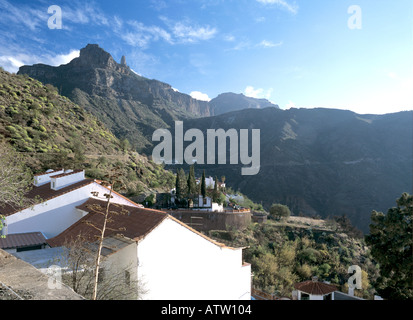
[16,44,413,233]
[18,44,278,153]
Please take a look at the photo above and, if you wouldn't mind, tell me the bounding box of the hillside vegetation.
[0,68,175,199]
[208,216,379,299]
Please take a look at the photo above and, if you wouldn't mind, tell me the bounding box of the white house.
[47,198,251,300]
[0,169,142,239]
[293,277,338,300]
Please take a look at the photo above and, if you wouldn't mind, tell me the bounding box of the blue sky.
[0,0,412,115]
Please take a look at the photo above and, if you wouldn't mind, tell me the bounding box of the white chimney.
[33,169,65,187]
[50,170,85,190]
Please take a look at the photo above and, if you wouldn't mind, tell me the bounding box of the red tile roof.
[0,232,47,250]
[294,280,338,295]
[47,198,236,250]
[47,198,168,247]
[0,179,95,217]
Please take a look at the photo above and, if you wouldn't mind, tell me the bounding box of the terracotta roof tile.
[0,179,95,216]
[47,198,168,247]
[0,232,47,250]
[294,280,338,295]
[47,198,236,250]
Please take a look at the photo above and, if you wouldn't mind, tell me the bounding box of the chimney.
[121,55,126,66]
[312,276,318,282]
[50,170,85,190]
[33,169,65,187]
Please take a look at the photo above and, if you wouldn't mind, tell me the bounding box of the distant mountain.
[210,92,279,115]
[18,44,212,153]
[18,44,284,153]
[181,107,413,233]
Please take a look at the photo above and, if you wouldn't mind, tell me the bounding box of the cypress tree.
[187,165,196,195]
[201,170,206,198]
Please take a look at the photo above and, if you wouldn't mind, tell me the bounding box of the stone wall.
[169,210,252,232]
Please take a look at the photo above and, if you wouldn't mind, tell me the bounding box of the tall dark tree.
[365,193,413,300]
[201,170,206,198]
[187,165,197,196]
[175,168,187,200]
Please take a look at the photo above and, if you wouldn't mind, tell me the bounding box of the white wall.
[6,182,139,239]
[103,242,140,299]
[137,217,251,300]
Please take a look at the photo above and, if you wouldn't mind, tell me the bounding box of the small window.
[51,182,55,189]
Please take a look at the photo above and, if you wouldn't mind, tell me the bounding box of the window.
[301,293,310,300]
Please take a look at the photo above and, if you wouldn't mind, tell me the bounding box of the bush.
[269,203,291,221]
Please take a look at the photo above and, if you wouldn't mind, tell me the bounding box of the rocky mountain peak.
[72,44,127,72]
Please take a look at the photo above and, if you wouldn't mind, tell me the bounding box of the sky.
[0,0,412,115]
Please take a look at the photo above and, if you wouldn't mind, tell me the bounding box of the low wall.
[168,210,252,232]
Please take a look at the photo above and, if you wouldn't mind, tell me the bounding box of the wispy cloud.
[119,19,173,48]
[227,39,282,51]
[0,0,48,31]
[256,0,299,14]
[60,1,109,26]
[257,40,283,48]
[160,17,217,43]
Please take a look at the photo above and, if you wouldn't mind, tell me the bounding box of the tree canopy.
[269,204,291,221]
[365,193,413,300]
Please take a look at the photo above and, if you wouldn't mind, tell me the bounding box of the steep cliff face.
[18,44,212,152]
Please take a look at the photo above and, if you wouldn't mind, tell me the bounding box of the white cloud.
[256,0,299,14]
[190,91,211,102]
[284,101,297,110]
[49,50,80,66]
[257,40,283,48]
[0,50,80,73]
[244,86,273,100]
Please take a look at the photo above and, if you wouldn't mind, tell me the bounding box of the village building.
[0,169,142,240]
[292,276,365,300]
[0,169,251,300]
[45,198,251,300]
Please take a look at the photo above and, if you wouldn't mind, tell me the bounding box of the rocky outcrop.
[18,44,212,152]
